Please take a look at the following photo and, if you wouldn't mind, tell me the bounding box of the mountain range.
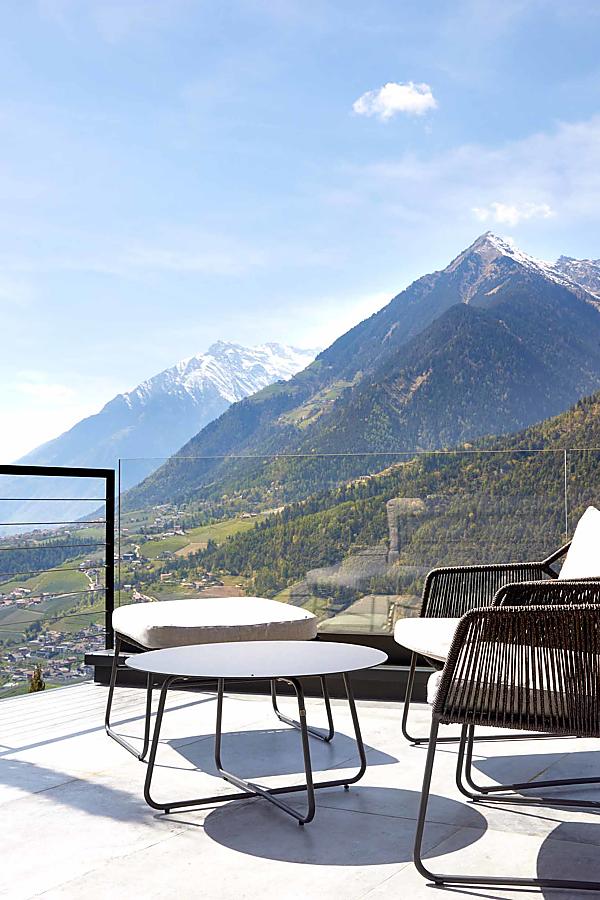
[1,342,317,531]
[128,232,600,509]
[17,342,318,484]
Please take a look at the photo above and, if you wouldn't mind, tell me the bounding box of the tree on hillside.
[29,664,45,693]
[25,621,42,639]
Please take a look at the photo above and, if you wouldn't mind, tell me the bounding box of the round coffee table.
[127,640,387,824]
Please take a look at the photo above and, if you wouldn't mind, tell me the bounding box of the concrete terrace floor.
[1,682,600,899]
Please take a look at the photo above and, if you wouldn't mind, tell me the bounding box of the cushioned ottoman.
[112,595,317,649]
[106,596,321,760]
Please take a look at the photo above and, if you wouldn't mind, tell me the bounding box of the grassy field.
[0,566,99,641]
[0,565,89,597]
[0,680,66,699]
[138,535,188,558]
[139,583,191,602]
[220,574,249,589]
[74,525,106,540]
[51,602,105,633]
[0,605,39,639]
[188,516,268,543]
[138,514,269,560]
[281,380,355,429]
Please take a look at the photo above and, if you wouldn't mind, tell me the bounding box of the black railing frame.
[0,464,116,650]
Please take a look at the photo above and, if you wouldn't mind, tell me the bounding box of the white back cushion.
[559,506,600,579]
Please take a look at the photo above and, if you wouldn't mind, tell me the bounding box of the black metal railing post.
[117,459,122,614]
[104,468,115,650]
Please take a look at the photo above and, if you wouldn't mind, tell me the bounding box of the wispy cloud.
[352,82,437,121]
[346,115,600,228]
[472,201,555,226]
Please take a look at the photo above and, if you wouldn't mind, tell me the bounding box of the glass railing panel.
[0,444,579,698]
[118,449,567,637]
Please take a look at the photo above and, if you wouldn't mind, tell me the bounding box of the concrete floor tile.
[38,803,461,900]
[1,684,599,900]
[0,776,184,899]
[360,824,600,899]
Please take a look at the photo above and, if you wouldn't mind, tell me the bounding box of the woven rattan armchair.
[455,575,600,793]
[414,601,600,892]
[401,543,569,744]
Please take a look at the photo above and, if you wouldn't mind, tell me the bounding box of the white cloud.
[352,82,437,121]
[472,201,555,226]
[346,115,600,230]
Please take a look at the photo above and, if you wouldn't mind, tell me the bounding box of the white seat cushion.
[427,670,443,704]
[559,505,600,579]
[394,616,459,662]
[113,596,317,649]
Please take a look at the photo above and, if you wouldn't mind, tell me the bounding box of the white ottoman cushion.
[113,596,317,649]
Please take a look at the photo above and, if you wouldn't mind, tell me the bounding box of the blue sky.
[2,0,600,459]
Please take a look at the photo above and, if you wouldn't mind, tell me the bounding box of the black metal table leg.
[216,676,317,824]
[105,634,153,761]
[271,675,334,742]
[142,671,368,824]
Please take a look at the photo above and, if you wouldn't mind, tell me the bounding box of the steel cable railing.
[0,465,115,698]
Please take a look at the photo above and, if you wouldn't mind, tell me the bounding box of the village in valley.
[0,504,251,697]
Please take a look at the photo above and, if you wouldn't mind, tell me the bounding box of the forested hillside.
[170,392,600,602]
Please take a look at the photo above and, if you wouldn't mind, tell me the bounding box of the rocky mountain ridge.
[127,232,600,508]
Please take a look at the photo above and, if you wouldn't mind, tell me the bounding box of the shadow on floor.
[202,786,486,866]
[0,756,148,822]
[473,748,600,802]
[167,727,397,779]
[537,822,600,895]
[428,820,600,897]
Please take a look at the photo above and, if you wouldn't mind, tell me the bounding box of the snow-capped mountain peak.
[6,341,318,529]
[16,340,319,504]
[462,232,561,278]
[444,232,599,304]
[120,342,319,409]
[555,255,600,297]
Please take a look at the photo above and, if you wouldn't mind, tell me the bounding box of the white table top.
[393,616,460,662]
[126,640,388,679]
